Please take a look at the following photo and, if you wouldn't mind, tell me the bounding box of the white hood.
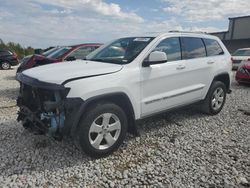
[22,60,123,84]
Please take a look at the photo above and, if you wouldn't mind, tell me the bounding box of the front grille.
[233,60,242,64]
[239,78,250,82]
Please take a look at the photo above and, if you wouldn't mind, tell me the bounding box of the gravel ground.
[0,67,249,187]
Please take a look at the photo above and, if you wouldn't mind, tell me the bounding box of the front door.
[141,37,189,117]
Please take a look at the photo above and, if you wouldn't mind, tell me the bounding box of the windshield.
[47,46,72,59]
[233,49,250,56]
[86,37,154,64]
[42,47,60,57]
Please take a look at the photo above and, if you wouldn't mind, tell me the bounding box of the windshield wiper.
[87,58,126,65]
[87,58,108,62]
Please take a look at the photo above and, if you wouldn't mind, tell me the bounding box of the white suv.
[17,32,232,157]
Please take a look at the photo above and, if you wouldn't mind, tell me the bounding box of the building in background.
[211,15,250,54]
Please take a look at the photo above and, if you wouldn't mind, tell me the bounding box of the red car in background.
[17,43,102,73]
[236,61,250,84]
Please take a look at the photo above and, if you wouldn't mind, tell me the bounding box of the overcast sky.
[0,0,250,48]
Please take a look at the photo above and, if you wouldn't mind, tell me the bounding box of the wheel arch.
[71,92,139,138]
[212,72,231,93]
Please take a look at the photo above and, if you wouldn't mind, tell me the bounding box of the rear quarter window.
[203,38,224,56]
[181,37,206,59]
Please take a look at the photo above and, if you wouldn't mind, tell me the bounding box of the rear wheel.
[76,102,128,158]
[1,61,11,70]
[201,81,227,115]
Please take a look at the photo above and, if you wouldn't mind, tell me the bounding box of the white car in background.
[231,48,250,70]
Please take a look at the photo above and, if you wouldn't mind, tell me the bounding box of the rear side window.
[153,37,181,62]
[203,39,224,56]
[181,37,206,59]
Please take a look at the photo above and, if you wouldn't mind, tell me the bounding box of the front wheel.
[76,102,128,158]
[1,62,11,70]
[201,81,227,115]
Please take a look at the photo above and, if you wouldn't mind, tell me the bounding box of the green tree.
[0,38,34,59]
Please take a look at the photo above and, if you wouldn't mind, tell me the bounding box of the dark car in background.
[236,60,250,84]
[17,43,102,73]
[0,49,19,70]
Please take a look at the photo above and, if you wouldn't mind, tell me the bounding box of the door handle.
[207,61,215,64]
[176,65,186,70]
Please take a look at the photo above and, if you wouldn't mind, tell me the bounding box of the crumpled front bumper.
[16,73,84,138]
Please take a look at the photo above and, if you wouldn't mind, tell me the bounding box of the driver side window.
[153,37,181,62]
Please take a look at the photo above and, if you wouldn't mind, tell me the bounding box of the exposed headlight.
[238,67,246,74]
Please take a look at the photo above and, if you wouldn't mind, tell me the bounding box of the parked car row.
[17,43,102,73]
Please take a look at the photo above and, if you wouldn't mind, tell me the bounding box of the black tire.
[76,102,128,158]
[1,61,11,70]
[201,81,227,115]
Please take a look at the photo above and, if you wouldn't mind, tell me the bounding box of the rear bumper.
[9,59,19,66]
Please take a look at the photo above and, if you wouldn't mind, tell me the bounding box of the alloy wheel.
[88,113,121,150]
[1,62,10,70]
[211,87,224,111]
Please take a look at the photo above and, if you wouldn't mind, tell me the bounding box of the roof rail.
[169,30,208,34]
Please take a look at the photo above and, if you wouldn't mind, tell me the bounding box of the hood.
[243,61,250,69]
[21,55,33,64]
[22,60,123,85]
[33,54,57,61]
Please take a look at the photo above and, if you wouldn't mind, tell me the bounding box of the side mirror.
[65,56,76,61]
[143,51,167,67]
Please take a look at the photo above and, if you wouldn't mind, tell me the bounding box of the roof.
[229,15,250,20]
[210,31,227,34]
[125,31,214,39]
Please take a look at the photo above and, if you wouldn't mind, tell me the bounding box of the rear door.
[203,38,227,84]
[179,37,215,100]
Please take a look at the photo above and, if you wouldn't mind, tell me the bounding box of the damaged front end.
[16,73,82,140]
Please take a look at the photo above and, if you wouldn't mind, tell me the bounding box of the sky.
[0,0,250,48]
